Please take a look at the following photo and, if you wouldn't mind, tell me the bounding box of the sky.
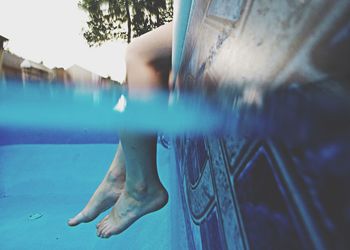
[0,0,127,82]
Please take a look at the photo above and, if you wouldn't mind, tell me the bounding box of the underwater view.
[1,0,350,249]
[0,144,171,249]
[0,82,187,249]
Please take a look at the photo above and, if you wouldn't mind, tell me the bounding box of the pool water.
[0,143,172,250]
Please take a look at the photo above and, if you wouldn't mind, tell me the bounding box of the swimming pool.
[0,82,187,249]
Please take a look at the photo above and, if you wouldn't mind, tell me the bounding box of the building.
[0,35,121,87]
[20,59,54,83]
[0,36,25,82]
[52,67,71,84]
[0,35,8,78]
[1,35,54,84]
[101,76,121,89]
[0,35,24,82]
[1,50,24,82]
[65,64,101,86]
[0,35,7,50]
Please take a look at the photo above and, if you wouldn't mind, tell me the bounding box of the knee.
[125,43,135,66]
[125,38,146,67]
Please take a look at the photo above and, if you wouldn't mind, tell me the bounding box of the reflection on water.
[0,80,222,135]
[1,79,350,145]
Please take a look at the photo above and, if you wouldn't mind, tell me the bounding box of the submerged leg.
[97,22,172,238]
[68,144,126,226]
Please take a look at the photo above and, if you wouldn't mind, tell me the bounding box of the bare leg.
[97,22,172,238]
[68,144,126,226]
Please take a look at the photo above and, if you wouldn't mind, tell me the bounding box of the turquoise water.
[0,82,190,249]
[0,83,222,137]
[0,143,172,250]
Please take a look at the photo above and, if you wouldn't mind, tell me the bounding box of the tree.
[78,0,173,46]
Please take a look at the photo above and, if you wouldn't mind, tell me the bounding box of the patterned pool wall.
[171,1,350,249]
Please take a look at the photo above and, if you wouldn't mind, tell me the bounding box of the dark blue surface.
[200,208,225,250]
[290,138,350,249]
[172,0,350,248]
[235,147,305,250]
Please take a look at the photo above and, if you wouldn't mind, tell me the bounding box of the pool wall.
[172,0,350,249]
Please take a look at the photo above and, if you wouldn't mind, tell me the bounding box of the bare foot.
[68,172,125,226]
[96,185,168,238]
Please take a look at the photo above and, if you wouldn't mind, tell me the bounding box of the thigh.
[127,22,173,64]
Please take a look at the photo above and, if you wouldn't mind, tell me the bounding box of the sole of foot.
[97,187,168,238]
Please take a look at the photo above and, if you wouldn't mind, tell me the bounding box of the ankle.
[106,170,126,184]
[126,182,148,199]
[126,181,167,200]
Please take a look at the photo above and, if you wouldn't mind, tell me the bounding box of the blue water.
[4,80,348,145]
[0,143,173,250]
[0,82,222,139]
[0,82,190,249]
[2,78,350,249]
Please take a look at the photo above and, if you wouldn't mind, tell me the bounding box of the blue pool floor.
[0,143,172,250]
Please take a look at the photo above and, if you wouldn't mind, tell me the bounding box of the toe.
[101,221,110,232]
[105,224,119,238]
[68,212,85,226]
[101,226,111,238]
[97,215,109,229]
[97,221,108,236]
[97,227,104,238]
[103,221,114,235]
